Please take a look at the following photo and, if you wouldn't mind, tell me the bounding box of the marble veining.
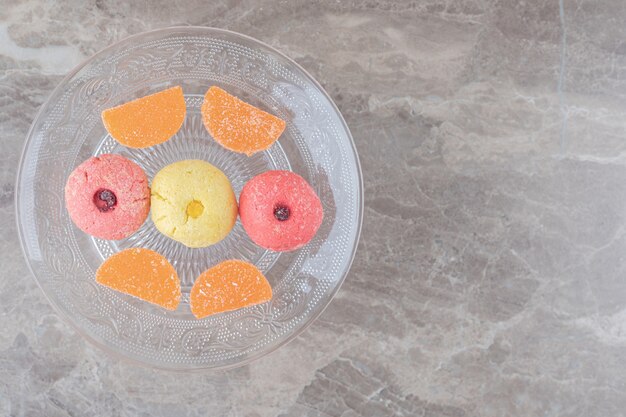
[2,0,626,415]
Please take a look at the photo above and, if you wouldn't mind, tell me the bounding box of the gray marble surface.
[2,0,626,415]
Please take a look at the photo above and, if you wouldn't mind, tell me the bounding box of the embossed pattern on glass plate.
[16,27,362,370]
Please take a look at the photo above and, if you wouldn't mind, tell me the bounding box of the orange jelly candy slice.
[201,86,286,156]
[96,248,181,310]
[190,259,273,319]
[102,86,186,148]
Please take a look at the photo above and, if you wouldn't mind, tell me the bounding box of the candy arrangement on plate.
[17,27,362,370]
[65,86,323,319]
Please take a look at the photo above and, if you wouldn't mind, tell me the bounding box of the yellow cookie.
[151,160,237,248]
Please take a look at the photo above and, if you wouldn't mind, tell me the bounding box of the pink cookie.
[65,154,150,240]
[239,170,323,252]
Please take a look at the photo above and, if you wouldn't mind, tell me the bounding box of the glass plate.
[16,27,362,370]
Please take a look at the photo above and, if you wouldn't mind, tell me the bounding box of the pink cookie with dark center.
[239,170,323,252]
[65,154,150,240]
